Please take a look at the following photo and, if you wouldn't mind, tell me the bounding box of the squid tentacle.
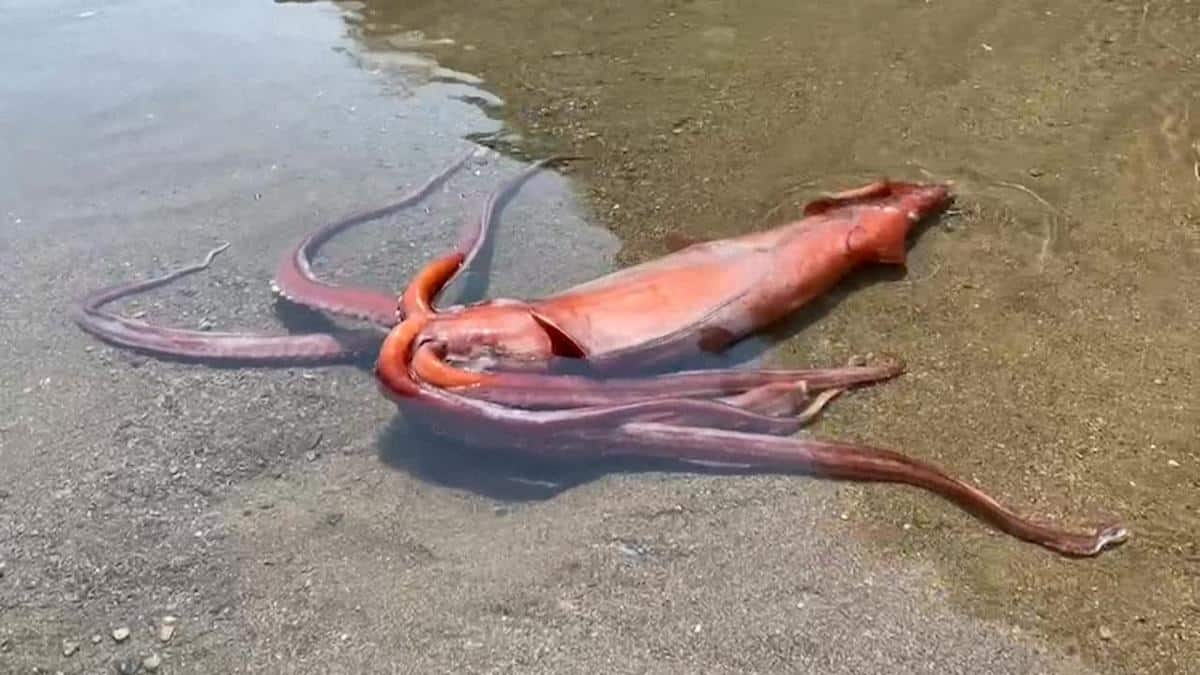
[272,151,583,322]
[271,149,477,326]
[386,345,1127,557]
[382,333,809,437]
[717,383,846,422]
[383,347,1127,557]
[73,243,381,365]
[72,152,553,366]
[411,341,902,411]
[616,422,1128,557]
[409,343,808,434]
[436,155,586,307]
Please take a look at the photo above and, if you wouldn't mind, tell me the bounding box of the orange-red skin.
[390,181,952,390]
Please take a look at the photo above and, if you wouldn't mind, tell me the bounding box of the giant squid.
[74,149,1128,557]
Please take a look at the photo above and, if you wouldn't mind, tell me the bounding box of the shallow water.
[2,0,1198,673]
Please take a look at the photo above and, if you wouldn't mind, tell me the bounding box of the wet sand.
[2,0,1197,673]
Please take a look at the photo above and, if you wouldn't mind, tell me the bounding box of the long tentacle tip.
[1066,523,1129,557]
[204,242,232,263]
[1094,524,1130,551]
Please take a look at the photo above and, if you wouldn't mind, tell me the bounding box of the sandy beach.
[2,1,1196,673]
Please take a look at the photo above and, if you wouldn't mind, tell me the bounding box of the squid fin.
[803,181,893,216]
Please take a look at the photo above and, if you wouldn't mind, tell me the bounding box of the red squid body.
[417,180,953,373]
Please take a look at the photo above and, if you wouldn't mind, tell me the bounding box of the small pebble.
[142,653,162,672]
[1028,168,1044,177]
[615,542,647,560]
[62,639,79,657]
[158,616,178,643]
[115,657,141,674]
[1167,459,1180,467]
[92,634,103,644]
[1098,625,1114,641]
[112,627,131,642]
